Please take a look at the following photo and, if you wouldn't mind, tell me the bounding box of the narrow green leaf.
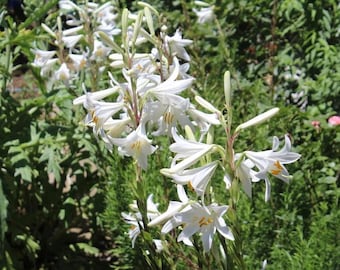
[0,180,8,252]
[76,243,99,255]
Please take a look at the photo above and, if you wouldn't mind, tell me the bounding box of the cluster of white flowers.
[31,1,120,83]
[121,194,160,247]
[71,9,219,171]
[69,2,227,250]
[33,0,301,256]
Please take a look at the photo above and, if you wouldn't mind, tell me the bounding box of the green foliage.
[0,3,117,268]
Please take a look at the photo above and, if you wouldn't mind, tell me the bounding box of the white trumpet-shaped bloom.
[234,156,259,198]
[148,185,189,227]
[161,128,215,174]
[122,194,160,247]
[145,57,194,107]
[62,34,83,48]
[143,100,192,136]
[55,63,71,82]
[244,135,301,201]
[84,93,124,133]
[73,87,119,105]
[193,6,215,24]
[109,125,157,170]
[165,29,193,61]
[161,202,234,252]
[167,161,218,197]
[91,39,111,60]
[69,53,87,71]
[31,49,56,67]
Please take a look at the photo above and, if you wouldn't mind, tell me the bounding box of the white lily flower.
[245,135,301,201]
[178,62,193,79]
[148,185,189,227]
[86,101,124,132]
[62,26,84,36]
[31,49,56,67]
[62,34,83,48]
[55,63,71,82]
[129,58,157,78]
[65,17,82,27]
[59,0,79,11]
[109,124,157,170]
[73,86,119,105]
[168,161,218,197]
[94,3,120,35]
[69,53,87,71]
[143,100,192,136]
[162,202,234,252]
[188,105,220,136]
[36,58,59,77]
[193,6,215,24]
[128,194,160,219]
[121,212,141,248]
[161,128,215,174]
[146,57,194,106]
[103,117,132,138]
[153,239,166,253]
[234,155,260,198]
[86,2,99,11]
[95,2,118,24]
[165,29,193,61]
[122,194,160,247]
[91,39,111,60]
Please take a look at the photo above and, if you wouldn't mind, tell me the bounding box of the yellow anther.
[136,64,143,71]
[80,59,86,69]
[131,140,142,152]
[164,111,174,124]
[271,160,283,175]
[198,217,213,227]
[91,111,99,125]
[188,181,194,191]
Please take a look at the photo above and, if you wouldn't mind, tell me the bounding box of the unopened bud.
[224,71,231,107]
[235,108,280,132]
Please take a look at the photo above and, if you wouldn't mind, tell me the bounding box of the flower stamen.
[198,216,213,227]
[270,160,283,175]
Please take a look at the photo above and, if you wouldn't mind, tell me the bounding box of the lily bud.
[224,71,231,107]
[235,108,279,132]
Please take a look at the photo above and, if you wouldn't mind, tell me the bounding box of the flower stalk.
[32,1,301,268]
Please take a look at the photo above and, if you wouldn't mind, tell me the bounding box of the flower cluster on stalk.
[31,1,120,84]
[33,0,301,257]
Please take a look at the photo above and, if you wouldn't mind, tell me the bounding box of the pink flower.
[328,116,340,126]
[311,120,321,132]
[311,120,320,128]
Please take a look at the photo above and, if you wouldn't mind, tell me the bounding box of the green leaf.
[16,234,40,254]
[63,197,77,206]
[76,243,99,255]
[0,180,8,252]
[14,166,32,182]
[58,209,65,220]
[318,176,337,184]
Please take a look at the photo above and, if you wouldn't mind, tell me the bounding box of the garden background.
[0,0,339,269]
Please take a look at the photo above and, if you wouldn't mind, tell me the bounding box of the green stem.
[214,18,231,67]
[20,136,67,149]
[1,27,12,103]
[222,95,246,269]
